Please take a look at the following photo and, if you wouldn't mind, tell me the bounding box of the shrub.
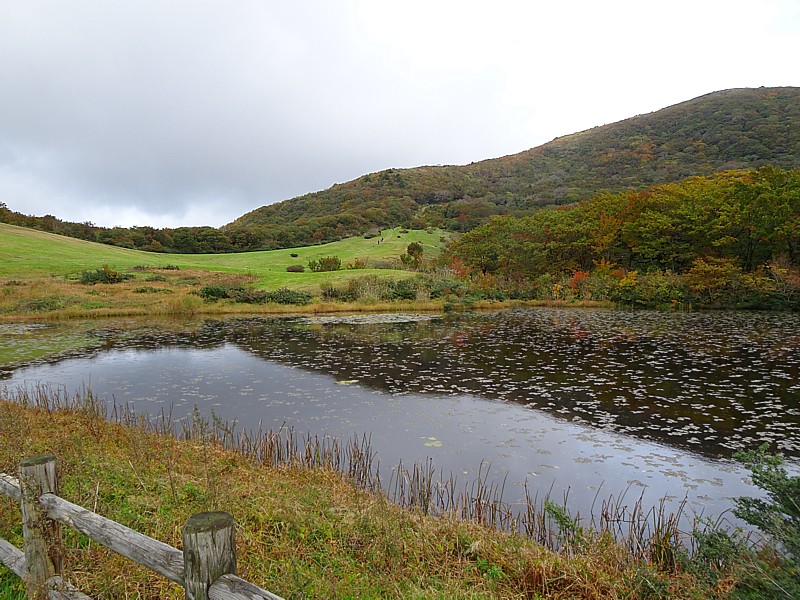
[145,274,167,282]
[735,446,800,561]
[715,446,800,596]
[231,288,269,303]
[286,265,305,273]
[17,295,69,312]
[79,264,132,285]
[263,288,312,305]
[197,284,312,305]
[321,284,356,302]
[198,285,239,301]
[347,258,367,270]
[390,278,418,300]
[134,286,174,294]
[308,256,342,272]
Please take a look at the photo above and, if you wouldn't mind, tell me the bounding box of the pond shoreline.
[1,395,757,598]
[0,297,614,322]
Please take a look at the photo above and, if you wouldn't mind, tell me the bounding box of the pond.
[2,308,799,522]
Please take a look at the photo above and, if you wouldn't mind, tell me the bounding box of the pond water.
[2,308,799,521]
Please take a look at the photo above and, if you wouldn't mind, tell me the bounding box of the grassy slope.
[0,223,447,290]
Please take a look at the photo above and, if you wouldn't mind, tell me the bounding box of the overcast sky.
[1,0,798,229]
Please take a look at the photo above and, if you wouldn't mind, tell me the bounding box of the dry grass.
[0,271,611,323]
[0,390,740,599]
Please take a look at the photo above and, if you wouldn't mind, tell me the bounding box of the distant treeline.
[0,194,485,254]
[0,204,240,253]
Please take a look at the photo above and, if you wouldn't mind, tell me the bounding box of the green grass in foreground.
[0,391,761,599]
[0,222,448,290]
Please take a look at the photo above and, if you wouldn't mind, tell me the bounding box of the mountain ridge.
[225,87,800,248]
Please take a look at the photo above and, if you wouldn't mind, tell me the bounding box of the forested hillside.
[447,166,800,308]
[225,87,800,248]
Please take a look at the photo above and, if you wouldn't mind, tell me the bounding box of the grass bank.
[0,389,765,599]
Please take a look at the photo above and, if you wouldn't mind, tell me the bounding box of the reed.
[1,383,742,568]
[1,385,767,597]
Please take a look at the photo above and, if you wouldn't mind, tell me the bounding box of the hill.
[226,87,800,246]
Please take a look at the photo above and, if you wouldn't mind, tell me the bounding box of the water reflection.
[3,308,799,518]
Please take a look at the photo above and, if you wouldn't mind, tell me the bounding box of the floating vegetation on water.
[3,309,800,529]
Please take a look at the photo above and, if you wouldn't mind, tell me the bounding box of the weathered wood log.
[0,472,21,501]
[183,511,236,600]
[37,492,185,586]
[20,455,63,600]
[208,574,285,600]
[0,535,25,577]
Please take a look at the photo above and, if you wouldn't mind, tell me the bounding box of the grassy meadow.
[0,222,445,282]
[0,223,451,319]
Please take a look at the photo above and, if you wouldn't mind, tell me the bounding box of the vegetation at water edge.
[1,388,799,598]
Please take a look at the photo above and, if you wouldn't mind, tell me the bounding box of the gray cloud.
[1,0,797,227]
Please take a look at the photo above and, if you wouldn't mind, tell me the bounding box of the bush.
[17,295,69,312]
[79,264,132,285]
[197,284,312,305]
[286,265,305,273]
[730,445,800,596]
[321,283,356,302]
[197,285,239,301]
[347,258,367,270]
[231,288,269,303]
[263,288,313,305]
[308,256,342,272]
[134,286,174,294]
[390,278,418,300]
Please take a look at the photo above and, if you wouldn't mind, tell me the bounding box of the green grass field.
[0,223,449,290]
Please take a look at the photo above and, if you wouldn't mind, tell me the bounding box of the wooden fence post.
[19,455,63,600]
[183,511,236,600]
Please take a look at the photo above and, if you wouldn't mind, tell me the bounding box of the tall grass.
[2,384,746,565]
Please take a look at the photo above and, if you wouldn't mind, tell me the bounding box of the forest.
[446,166,800,308]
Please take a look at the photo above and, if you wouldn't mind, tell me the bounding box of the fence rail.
[0,455,284,600]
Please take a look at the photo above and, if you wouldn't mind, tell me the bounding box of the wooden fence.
[0,455,284,600]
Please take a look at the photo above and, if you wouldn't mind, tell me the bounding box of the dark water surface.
[3,308,799,519]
